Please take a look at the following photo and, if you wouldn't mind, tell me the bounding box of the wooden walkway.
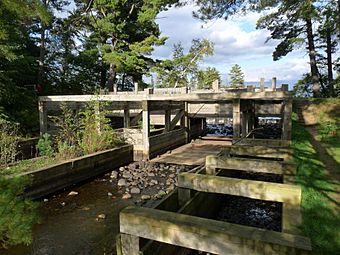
[151,138,231,165]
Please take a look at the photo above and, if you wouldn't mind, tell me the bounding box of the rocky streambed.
[110,161,192,205]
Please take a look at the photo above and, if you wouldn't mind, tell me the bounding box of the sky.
[152,4,310,85]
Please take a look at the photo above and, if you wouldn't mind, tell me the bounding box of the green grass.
[291,117,340,254]
[0,157,58,176]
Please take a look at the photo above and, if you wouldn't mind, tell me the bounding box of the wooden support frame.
[130,111,142,126]
[222,145,294,161]
[178,173,301,206]
[38,100,47,135]
[233,98,241,138]
[169,109,185,131]
[282,99,292,140]
[142,100,150,159]
[119,206,311,255]
[205,155,296,176]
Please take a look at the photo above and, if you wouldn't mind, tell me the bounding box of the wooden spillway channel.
[117,145,312,255]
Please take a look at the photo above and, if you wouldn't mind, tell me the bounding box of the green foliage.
[154,39,214,88]
[77,101,124,155]
[228,64,245,88]
[36,133,54,157]
[0,118,19,167]
[196,67,220,89]
[0,176,40,248]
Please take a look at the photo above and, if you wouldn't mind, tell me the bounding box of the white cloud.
[152,4,310,83]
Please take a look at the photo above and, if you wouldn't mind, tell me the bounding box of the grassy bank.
[291,116,340,254]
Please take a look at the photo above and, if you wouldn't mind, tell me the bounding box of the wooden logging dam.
[18,80,311,255]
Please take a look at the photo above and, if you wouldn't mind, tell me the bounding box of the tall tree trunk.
[106,63,116,92]
[326,26,335,97]
[306,18,321,97]
[38,0,47,90]
[338,0,340,41]
[100,64,107,88]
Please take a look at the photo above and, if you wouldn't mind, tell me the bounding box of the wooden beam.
[164,109,171,132]
[142,101,150,159]
[282,99,292,140]
[120,206,311,254]
[120,234,139,255]
[38,100,47,135]
[130,111,142,126]
[233,98,241,138]
[205,155,296,176]
[169,110,185,131]
[124,108,130,128]
[178,173,301,205]
[222,145,293,161]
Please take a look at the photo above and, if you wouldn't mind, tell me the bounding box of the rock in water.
[130,187,141,194]
[118,179,127,187]
[122,193,132,199]
[141,195,151,200]
[67,191,78,196]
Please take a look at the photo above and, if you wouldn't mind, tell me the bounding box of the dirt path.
[304,125,340,213]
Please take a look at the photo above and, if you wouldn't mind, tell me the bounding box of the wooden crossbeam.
[169,110,185,131]
[119,206,311,255]
[130,111,142,126]
[205,155,296,176]
[178,173,301,206]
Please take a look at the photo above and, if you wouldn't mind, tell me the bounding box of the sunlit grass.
[291,117,340,254]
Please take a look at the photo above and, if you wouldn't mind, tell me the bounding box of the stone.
[68,191,78,196]
[118,179,127,187]
[122,172,133,179]
[122,193,132,199]
[110,171,118,179]
[169,174,175,178]
[150,179,158,185]
[43,198,48,202]
[97,214,106,219]
[107,192,113,196]
[147,172,155,177]
[61,202,66,206]
[119,167,125,172]
[130,187,141,194]
[141,195,151,200]
[158,190,167,197]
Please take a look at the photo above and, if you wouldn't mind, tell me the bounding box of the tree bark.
[100,64,107,89]
[326,26,335,97]
[338,0,340,41]
[305,17,321,97]
[38,0,47,89]
[107,63,116,92]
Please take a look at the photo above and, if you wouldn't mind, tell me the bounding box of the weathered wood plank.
[178,173,301,206]
[222,145,293,161]
[120,206,312,254]
[205,155,296,175]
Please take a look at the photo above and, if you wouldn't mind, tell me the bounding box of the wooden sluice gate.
[117,145,312,255]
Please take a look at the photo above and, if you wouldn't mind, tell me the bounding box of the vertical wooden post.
[260,78,265,92]
[120,234,139,255]
[124,106,130,128]
[178,188,191,207]
[165,107,171,132]
[184,102,190,142]
[142,100,150,159]
[38,100,47,135]
[282,84,289,91]
[95,100,101,134]
[134,82,138,94]
[282,99,292,140]
[205,155,217,175]
[272,77,277,91]
[233,98,241,138]
[241,112,247,137]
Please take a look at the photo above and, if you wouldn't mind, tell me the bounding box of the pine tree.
[228,64,244,88]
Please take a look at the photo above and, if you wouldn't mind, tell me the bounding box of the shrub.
[77,101,124,155]
[0,118,19,167]
[36,133,54,157]
[0,176,40,248]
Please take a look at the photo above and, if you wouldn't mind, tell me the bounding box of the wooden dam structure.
[38,80,311,254]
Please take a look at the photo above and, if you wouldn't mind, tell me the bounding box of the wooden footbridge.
[39,79,292,161]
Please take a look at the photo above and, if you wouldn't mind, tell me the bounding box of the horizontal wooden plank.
[178,173,301,205]
[120,206,311,254]
[222,145,293,161]
[205,156,296,175]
